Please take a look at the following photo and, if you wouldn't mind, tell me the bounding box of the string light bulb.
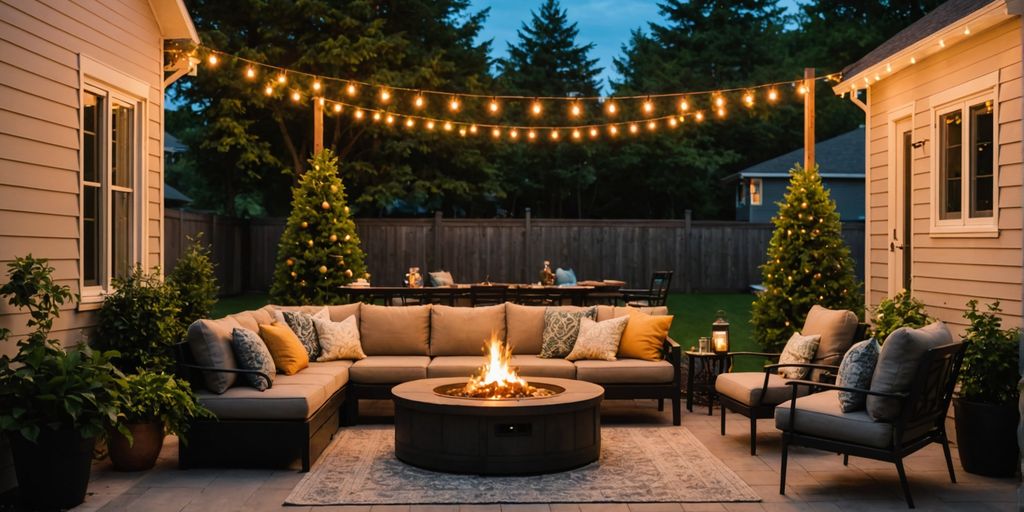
[489,98,499,113]
[643,98,654,114]
[570,102,582,117]
[207,54,218,66]
[768,89,778,102]
[277,74,287,85]
[458,127,467,136]
[717,107,726,118]
[354,109,364,120]
[550,130,559,140]
[606,101,618,115]
[714,95,725,108]
[492,128,501,138]
[426,120,435,130]
[964,26,971,35]
[291,91,301,102]
[372,111,381,121]
[405,118,414,128]
[414,95,425,108]
[531,99,542,116]
[346,83,356,95]
[312,80,322,92]
[380,89,390,102]
[629,123,639,134]
[572,129,582,139]
[245,66,256,79]
[385,114,394,125]
[609,125,619,136]
[695,111,705,122]
[679,98,690,111]
[743,92,754,107]
[798,84,808,95]
[264,85,273,96]
[469,125,478,134]
[449,97,460,111]
[318,97,325,106]
[668,117,678,128]
[910,56,917,64]
[528,129,537,140]
[443,121,453,131]
[647,121,656,131]
[333,104,342,113]
[510,129,519,139]
[589,127,599,138]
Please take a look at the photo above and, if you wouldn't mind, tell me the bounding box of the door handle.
[890,229,904,252]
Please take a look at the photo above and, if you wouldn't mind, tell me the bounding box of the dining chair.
[470,284,509,307]
[620,271,673,307]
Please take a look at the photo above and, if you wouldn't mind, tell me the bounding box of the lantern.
[711,310,730,354]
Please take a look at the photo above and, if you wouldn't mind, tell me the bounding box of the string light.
[589,127,599,138]
[277,74,287,84]
[528,129,537,140]
[572,129,582,139]
[570,102,582,117]
[609,125,619,136]
[531,99,543,116]
[717,107,726,118]
[768,89,778,102]
[380,89,391,103]
[714,95,725,108]
[372,111,381,121]
[743,92,754,107]
[443,121,453,131]
[550,130,559,140]
[385,114,394,125]
[629,123,639,134]
[643,98,654,114]
[346,83,357,95]
[469,125,478,134]
[449,97,460,111]
[647,120,656,131]
[489,98,499,113]
[606,101,618,115]
[679,98,689,111]
[414,94,425,108]
[333,104,342,113]
[695,111,705,122]
[264,85,273,96]
[798,84,808,95]
[405,118,414,128]
[207,54,218,66]
[245,67,256,79]
[459,127,467,136]
[312,80,322,92]
[318,97,325,106]
[668,117,678,128]
[426,120,435,130]
[510,129,519,139]
[492,128,501,138]
[964,26,971,35]
[291,91,301,102]
[354,109,364,120]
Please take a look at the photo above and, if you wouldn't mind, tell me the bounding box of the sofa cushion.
[566,316,629,361]
[430,304,506,356]
[227,310,267,335]
[539,307,596,358]
[803,305,859,367]
[349,356,430,384]
[314,315,366,361]
[302,360,352,389]
[574,359,674,384]
[359,304,431,356]
[617,309,673,361]
[595,306,670,322]
[506,303,545,354]
[283,309,329,360]
[230,327,275,391]
[775,390,893,449]
[187,317,242,394]
[327,303,361,323]
[196,380,330,421]
[259,322,309,375]
[867,322,953,421]
[715,372,810,406]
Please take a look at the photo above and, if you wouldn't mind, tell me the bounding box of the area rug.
[285,425,760,505]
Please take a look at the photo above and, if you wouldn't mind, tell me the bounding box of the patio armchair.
[776,325,965,509]
[715,305,866,454]
[620,270,673,307]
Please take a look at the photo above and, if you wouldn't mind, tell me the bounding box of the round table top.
[392,377,604,410]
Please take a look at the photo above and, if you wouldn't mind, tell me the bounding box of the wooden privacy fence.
[164,209,865,295]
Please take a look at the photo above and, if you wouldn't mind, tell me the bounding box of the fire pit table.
[392,377,603,475]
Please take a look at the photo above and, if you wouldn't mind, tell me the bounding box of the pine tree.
[270,150,367,305]
[751,164,863,352]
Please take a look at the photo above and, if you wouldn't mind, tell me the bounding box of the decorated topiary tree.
[269,149,368,305]
[751,164,863,353]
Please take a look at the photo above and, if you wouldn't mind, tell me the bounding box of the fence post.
[433,211,443,271]
[523,208,532,283]
[684,210,692,293]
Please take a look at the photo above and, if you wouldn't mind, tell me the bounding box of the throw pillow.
[555,268,577,286]
[283,308,329,360]
[835,338,880,412]
[617,308,674,361]
[258,322,309,375]
[777,332,821,380]
[313,315,366,361]
[566,316,630,361]
[230,327,275,391]
[429,270,455,287]
[867,322,953,421]
[539,307,596,358]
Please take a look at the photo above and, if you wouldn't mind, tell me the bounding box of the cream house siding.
[862,17,1023,332]
[0,0,167,357]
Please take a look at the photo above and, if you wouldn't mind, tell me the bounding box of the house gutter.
[845,89,870,316]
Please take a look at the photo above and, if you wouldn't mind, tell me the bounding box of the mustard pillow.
[617,309,673,361]
[258,322,309,375]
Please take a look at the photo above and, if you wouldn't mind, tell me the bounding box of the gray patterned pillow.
[231,327,275,391]
[777,332,821,379]
[539,307,596,358]
[836,338,880,412]
[566,316,629,361]
[283,310,325,360]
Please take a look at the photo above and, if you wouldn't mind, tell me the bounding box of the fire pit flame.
[441,335,558,399]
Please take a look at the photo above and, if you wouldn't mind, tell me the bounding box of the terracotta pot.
[108,420,166,471]
[8,429,95,510]
[954,398,1019,477]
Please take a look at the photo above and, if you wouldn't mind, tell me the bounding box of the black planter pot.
[954,398,1019,477]
[8,429,96,510]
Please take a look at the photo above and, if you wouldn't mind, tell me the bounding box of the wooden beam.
[804,67,815,171]
[313,98,324,154]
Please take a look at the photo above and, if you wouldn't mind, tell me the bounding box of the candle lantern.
[406,267,423,288]
[711,310,730,354]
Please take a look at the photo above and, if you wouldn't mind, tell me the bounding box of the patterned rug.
[285,425,760,505]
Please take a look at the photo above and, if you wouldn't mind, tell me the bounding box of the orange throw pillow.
[617,308,674,361]
[258,322,309,375]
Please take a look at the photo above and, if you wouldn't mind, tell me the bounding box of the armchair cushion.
[803,305,860,368]
[777,332,821,379]
[775,390,893,449]
[867,322,953,421]
[715,372,811,406]
[836,338,880,412]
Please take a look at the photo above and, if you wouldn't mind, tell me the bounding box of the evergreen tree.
[270,150,367,305]
[751,164,863,352]
[167,233,219,331]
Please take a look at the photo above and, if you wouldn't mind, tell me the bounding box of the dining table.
[338,280,625,307]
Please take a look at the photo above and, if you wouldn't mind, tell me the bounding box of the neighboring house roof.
[723,128,865,181]
[149,0,200,43]
[165,132,187,153]
[165,184,192,207]
[835,0,1018,94]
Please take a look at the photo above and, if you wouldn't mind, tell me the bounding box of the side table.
[684,351,729,415]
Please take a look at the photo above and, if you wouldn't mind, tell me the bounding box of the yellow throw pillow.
[617,309,673,361]
[258,322,309,375]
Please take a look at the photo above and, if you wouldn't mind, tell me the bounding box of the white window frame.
[928,71,999,237]
[78,56,148,307]
[749,178,763,206]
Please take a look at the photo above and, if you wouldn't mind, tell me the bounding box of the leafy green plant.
[116,370,213,444]
[168,233,219,331]
[871,289,934,342]
[95,265,183,373]
[0,255,127,442]
[960,300,1020,405]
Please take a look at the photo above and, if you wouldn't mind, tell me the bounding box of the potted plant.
[107,369,213,471]
[0,256,127,510]
[955,300,1021,477]
[870,289,933,342]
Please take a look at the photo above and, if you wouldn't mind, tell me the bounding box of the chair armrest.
[663,337,682,386]
[181,363,274,390]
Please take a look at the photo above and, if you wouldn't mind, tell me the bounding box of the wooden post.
[313,98,324,154]
[804,67,815,170]
[433,211,443,271]
[524,208,532,283]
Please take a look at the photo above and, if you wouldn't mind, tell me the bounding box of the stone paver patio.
[73,400,1018,512]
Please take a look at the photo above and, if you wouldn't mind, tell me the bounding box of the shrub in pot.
[955,300,1021,477]
[0,256,127,510]
[167,233,218,334]
[871,289,933,342]
[94,265,183,373]
[108,370,213,471]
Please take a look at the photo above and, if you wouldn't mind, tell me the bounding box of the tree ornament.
[321,201,331,210]
[329,234,338,242]
[344,269,353,277]
[307,239,314,247]
[801,202,808,209]
[344,234,351,241]
[344,206,350,214]
[290,271,297,278]
[301,221,308,229]
[286,258,294,266]
[330,185,338,193]
[319,265,328,274]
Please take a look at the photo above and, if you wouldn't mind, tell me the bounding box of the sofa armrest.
[664,337,682,387]
[180,363,274,390]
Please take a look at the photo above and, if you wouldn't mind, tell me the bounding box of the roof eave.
[832,0,1012,97]
[149,0,199,44]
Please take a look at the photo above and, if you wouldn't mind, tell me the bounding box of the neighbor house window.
[736,181,746,206]
[749,178,763,206]
[81,76,143,297]
[934,93,996,234]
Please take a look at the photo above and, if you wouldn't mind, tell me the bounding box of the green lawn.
[212,291,764,371]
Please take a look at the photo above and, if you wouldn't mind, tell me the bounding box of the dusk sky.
[471,0,804,92]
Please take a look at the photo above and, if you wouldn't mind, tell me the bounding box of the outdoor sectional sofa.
[179,302,681,471]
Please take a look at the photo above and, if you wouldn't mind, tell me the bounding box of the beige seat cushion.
[775,390,893,449]
[595,305,670,322]
[197,382,329,421]
[427,356,483,378]
[867,322,954,421]
[349,356,430,384]
[302,360,353,389]
[574,359,674,384]
[327,303,361,323]
[425,355,575,379]
[715,372,810,406]
[227,308,273,334]
[505,303,545,354]
[187,317,242,394]
[430,304,507,356]
[802,305,859,367]
[358,305,431,355]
